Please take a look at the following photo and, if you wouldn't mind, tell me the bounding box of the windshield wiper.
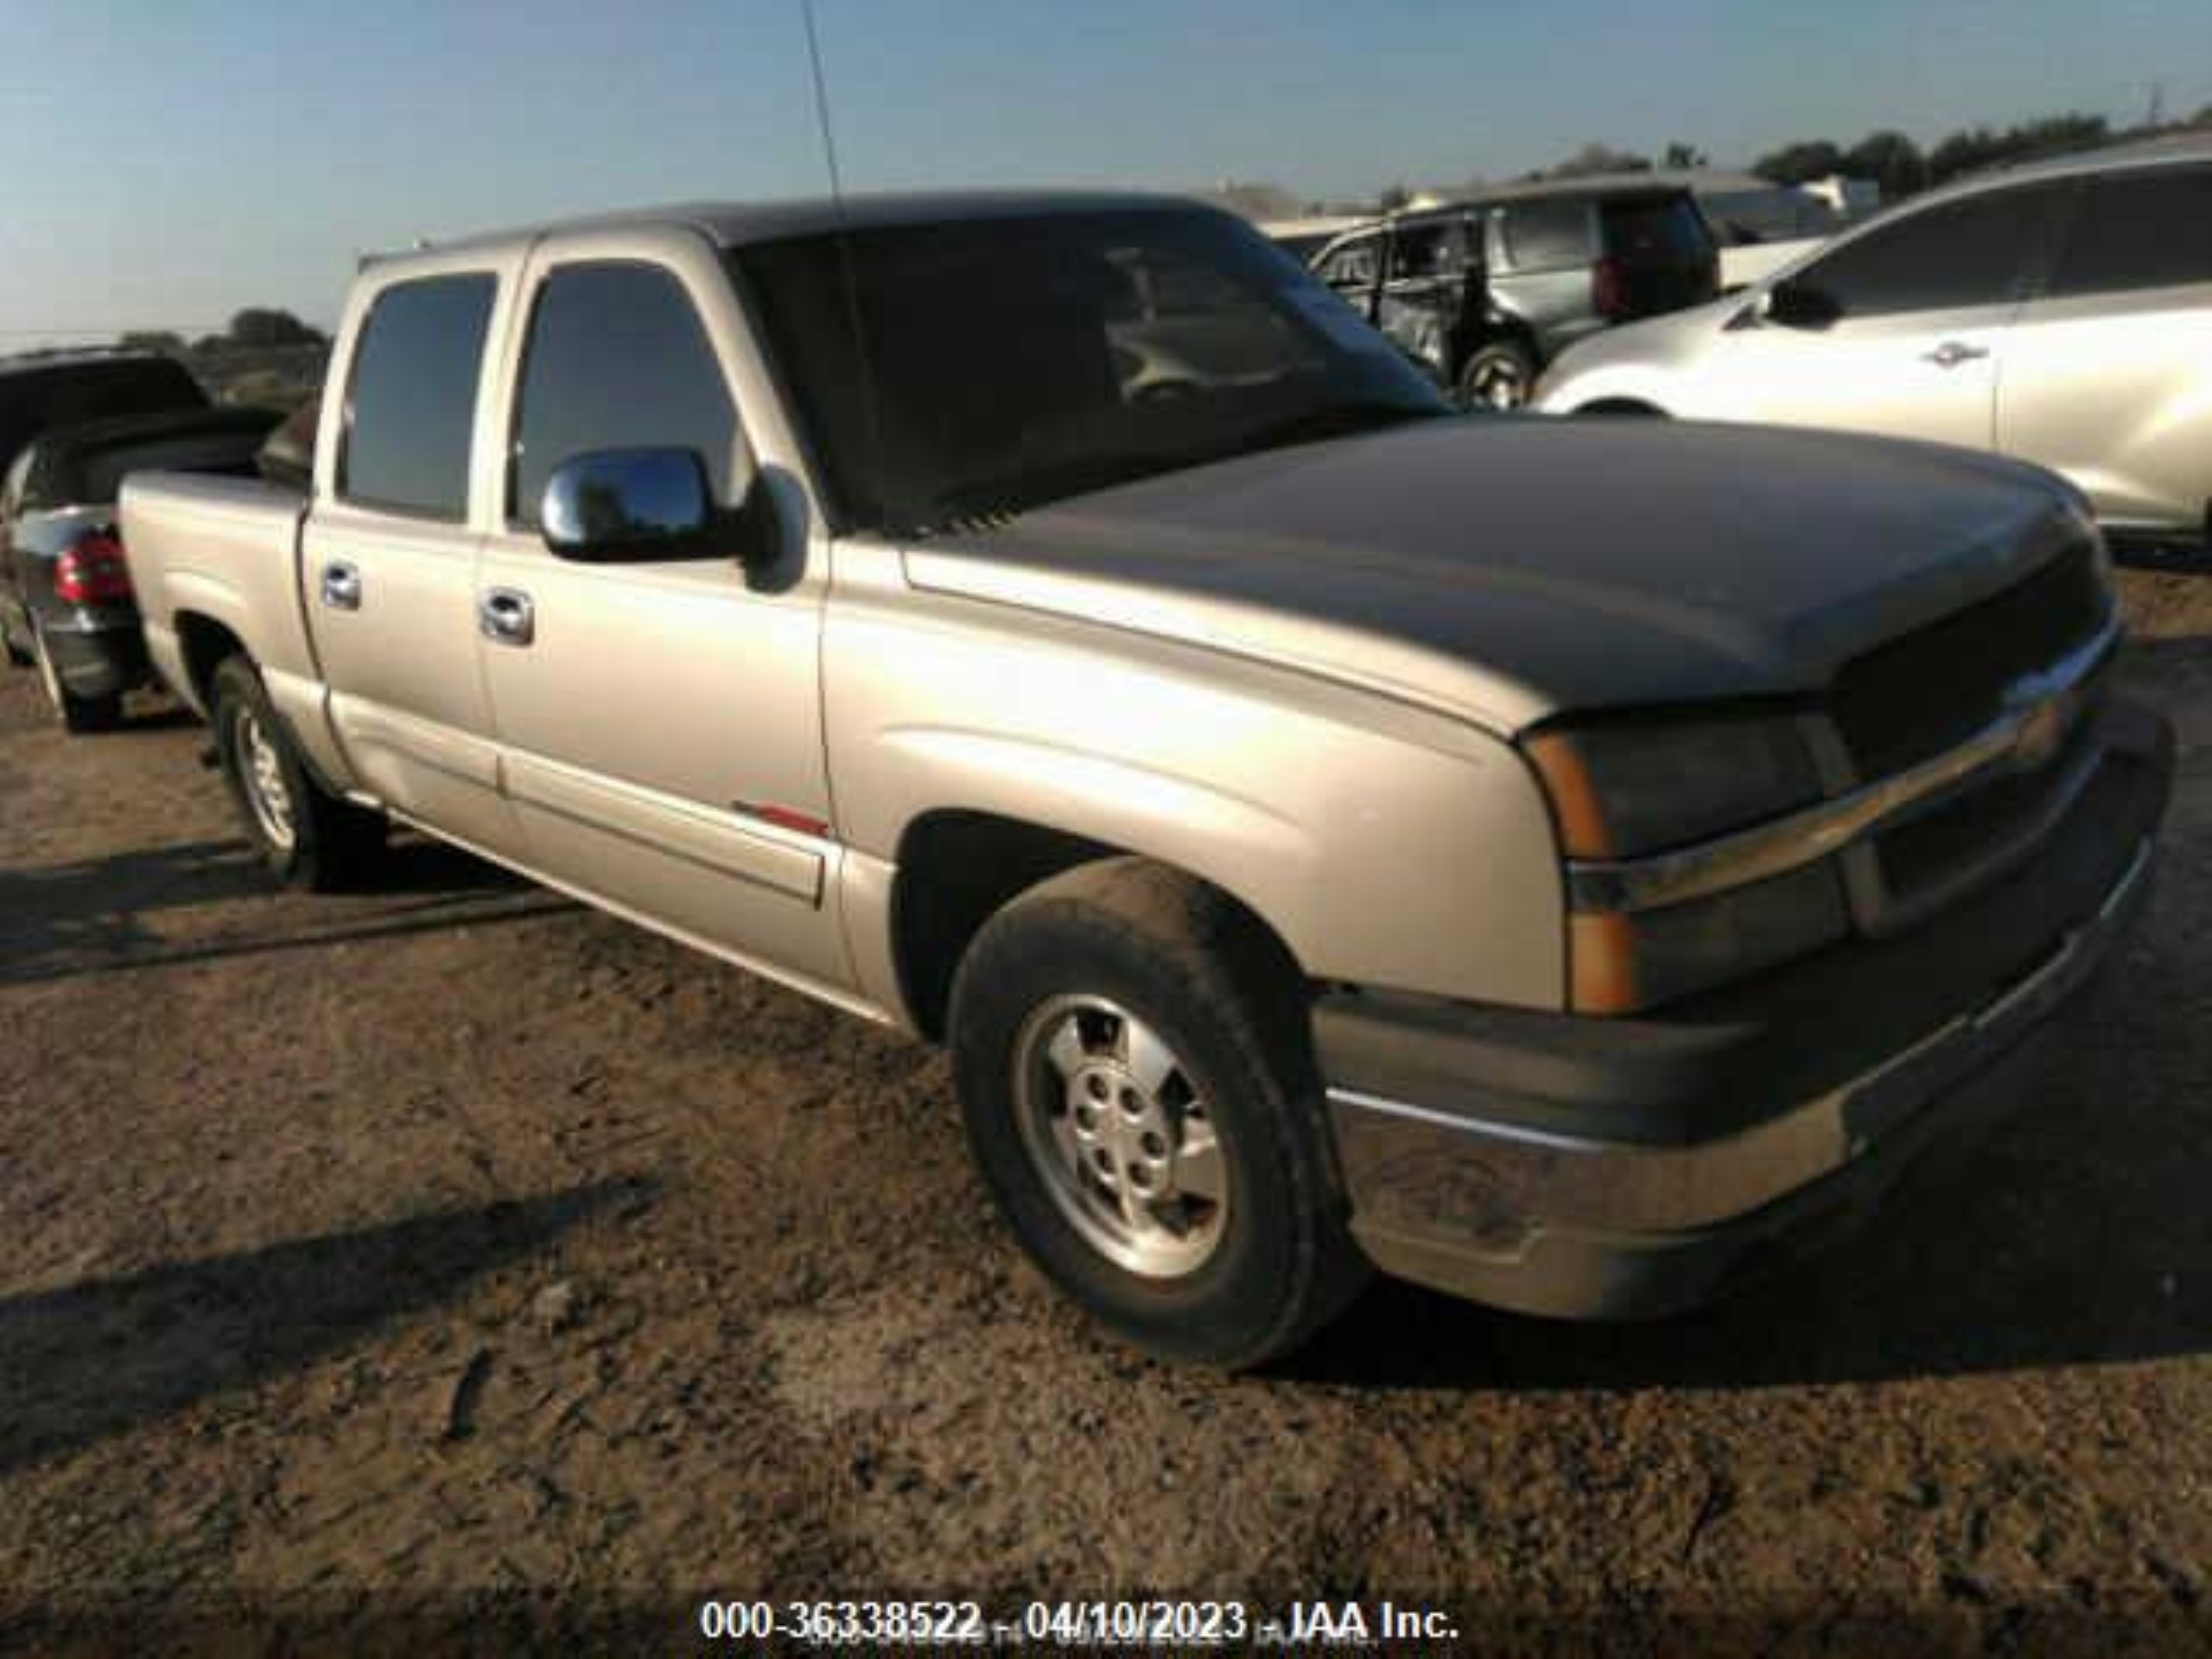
[918,450,1193,532]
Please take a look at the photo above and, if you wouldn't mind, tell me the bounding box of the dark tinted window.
[1602,196,1714,262]
[1389,221,1461,282]
[1797,187,2056,317]
[340,275,495,518]
[1500,202,1592,270]
[510,264,736,527]
[2050,166,2212,296]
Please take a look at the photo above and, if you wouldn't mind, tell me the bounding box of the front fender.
[828,581,1567,1013]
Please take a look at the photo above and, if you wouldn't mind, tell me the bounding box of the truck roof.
[377,189,1210,265]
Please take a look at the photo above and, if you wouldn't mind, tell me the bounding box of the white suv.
[1535,137,2212,547]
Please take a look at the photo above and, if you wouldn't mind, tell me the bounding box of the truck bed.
[120,471,311,717]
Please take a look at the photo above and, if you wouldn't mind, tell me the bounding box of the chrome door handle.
[320,560,362,611]
[1923,340,1990,368]
[479,587,535,646]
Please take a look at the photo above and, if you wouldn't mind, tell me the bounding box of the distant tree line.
[118,308,327,358]
[1751,107,2212,200]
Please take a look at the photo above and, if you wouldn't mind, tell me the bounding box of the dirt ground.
[2,568,2209,1656]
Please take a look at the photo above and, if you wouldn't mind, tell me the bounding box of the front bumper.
[1319,696,2173,1319]
[38,607,152,700]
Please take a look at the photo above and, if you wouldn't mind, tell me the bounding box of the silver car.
[1535,135,2212,546]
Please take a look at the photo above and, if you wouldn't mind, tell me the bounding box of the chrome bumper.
[1327,833,2155,1306]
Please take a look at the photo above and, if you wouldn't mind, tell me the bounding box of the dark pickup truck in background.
[2,401,281,729]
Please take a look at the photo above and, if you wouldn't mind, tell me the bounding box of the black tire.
[3,619,31,668]
[30,623,121,733]
[1458,340,1537,410]
[949,857,1368,1369]
[209,655,385,891]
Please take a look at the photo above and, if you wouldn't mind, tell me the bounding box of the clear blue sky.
[3,0,2207,340]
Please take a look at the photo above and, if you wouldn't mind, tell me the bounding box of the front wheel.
[949,858,1367,1369]
[210,655,385,891]
[1458,340,1537,410]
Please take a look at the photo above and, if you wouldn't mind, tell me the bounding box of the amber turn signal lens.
[1567,912,1641,1014]
[1524,731,1613,859]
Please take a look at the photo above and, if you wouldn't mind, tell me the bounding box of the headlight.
[1524,712,1822,859]
[1525,713,1847,1014]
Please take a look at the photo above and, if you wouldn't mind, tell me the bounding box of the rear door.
[1692,182,2066,449]
[1998,163,2212,535]
[473,228,849,991]
[302,252,524,854]
[1487,199,1599,355]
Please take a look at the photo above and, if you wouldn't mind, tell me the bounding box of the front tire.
[209,655,385,891]
[31,623,121,733]
[949,858,1367,1369]
[1458,340,1537,410]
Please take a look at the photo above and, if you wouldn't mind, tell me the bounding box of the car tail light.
[1592,257,1629,321]
[54,531,133,605]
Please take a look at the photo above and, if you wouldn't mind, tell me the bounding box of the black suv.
[1313,182,1719,406]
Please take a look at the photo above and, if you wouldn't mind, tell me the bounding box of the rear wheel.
[210,655,385,891]
[1458,340,1537,410]
[31,623,121,733]
[950,858,1367,1369]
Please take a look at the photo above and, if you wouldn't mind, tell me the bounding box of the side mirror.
[541,447,736,563]
[1765,277,1842,331]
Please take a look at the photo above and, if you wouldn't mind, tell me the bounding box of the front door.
[474,233,849,993]
[1695,181,2068,452]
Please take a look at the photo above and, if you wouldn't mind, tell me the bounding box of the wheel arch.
[887,808,1308,1044]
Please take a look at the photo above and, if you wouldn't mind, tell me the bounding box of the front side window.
[340,274,496,518]
[1318,236,1380,291]
[2050,166,2212,297]
[1794,186,2059,318]
[510,263,738,527]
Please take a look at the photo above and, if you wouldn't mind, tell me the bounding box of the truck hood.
[903,416,2084,733]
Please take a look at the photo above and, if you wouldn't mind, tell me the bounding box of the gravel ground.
[1,569,2209,1656]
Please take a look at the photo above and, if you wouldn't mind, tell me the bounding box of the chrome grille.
[1832,543,2110,780]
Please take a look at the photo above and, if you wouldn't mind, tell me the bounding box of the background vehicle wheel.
[31,624,121,733]
[209,655,385,891]
[949,857,1368,1369]
[1458,340,1537,410]
[3,623,31,668]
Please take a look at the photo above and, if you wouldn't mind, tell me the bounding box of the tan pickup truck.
[122,193,2173,1367]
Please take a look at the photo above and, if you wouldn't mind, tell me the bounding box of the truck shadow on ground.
[0,835,561,987]
[0,1179,642,1475]
[1294,1050,2212,1392]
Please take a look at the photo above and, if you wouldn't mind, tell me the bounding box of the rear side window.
[1796,186,2059,318]
[509,263,737,527]
[340,274,496,518]
[1500,203,1592,270]
[2050,167,2212,296]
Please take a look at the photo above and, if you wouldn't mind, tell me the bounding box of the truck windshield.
[734,208,1450,536]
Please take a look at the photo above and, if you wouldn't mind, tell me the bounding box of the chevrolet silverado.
[120,193,2172,1367]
